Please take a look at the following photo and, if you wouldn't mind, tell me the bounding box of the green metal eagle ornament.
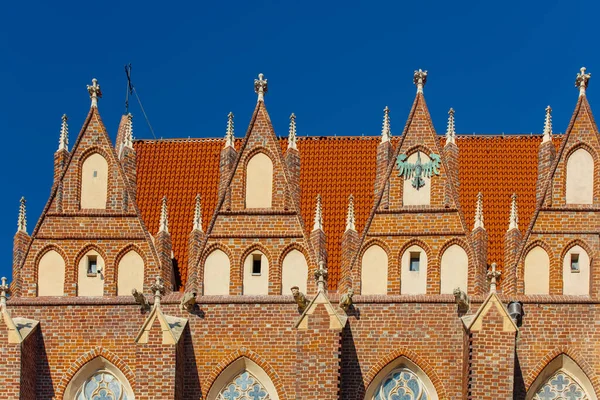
[396,152,441,190]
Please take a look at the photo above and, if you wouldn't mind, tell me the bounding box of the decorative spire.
[542,105,552,143]
[345,194,355,232]
[17,197,26,234]
[314,260,328,293]
[193,194,203,232]
[0,277,9,307]
[576,67,591,97]
[150,275,165,308]
[159,196,169,234]
[445,108,456,145]
[381,106,391,143]
[313,194,323,231]
[413,69,428,94]
[254,73,268,102]
[508,193,519,231]
[474,192,484,230]
[224,112,235,148]
[87,78,102,108]
[487,263,501,293]
[124,113,134,148]
[288,113,297,149]
[58,114,69,151]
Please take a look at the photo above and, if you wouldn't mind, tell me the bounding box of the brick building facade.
[1,68,599,399]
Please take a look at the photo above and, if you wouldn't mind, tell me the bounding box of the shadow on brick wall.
[37,332,56,400]
[341,323,365,400]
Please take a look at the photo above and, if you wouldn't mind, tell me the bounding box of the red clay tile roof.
[134,134,561,290]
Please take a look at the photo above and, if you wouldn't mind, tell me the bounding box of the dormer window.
[410,252,420,272]
[571,253,580,273]
[87,255,98,276]
[252,254,262,276]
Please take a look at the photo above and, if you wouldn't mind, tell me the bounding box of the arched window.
[401,245,428,295]
[281,249,308,294]
[566,148,594,204]
[243,250,269,295]
[81,153,109,209]
[403,151,431,206]
[117,250,144,296]
[528,354,595,400]
[361,245,388,295]
[207,357,279,400]
[204,249,230,295]
[563,245,590,296]
[64,357,134,400]
[440,244,468,294]
[364,357,439,400]
[246,153,273,208]
[524,246,550,295]
[78,250,105,297]
[38,249,65,296]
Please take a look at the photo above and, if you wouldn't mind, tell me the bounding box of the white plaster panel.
[204,249,230,295]
[80,153,109,209]
[361,245,388,295]
[562,245,590,296]
[246,153,273,208]
[401,245,427,294]
[243,251,269,295]
[403,152,431,206]
[117,250,144,296]
[37,250,65,296]
[281,249,308,294]
[524,246,550,295]
[566,148,594,204]
[440,244,468,294]
[77,250,104,297]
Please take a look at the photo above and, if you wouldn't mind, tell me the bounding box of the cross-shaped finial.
[413,69,428,94]
[487,263,501,293]
[0,277,9,307]
[314,260,328,293]
[151,275,165,308]
[87,78,102,108]
[254,73,268,102]
[576,67,591,97]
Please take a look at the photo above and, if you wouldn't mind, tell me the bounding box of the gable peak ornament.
[254,73,268,102]
[396,151,441,190]
[542,105,552,143]
[87,78,102,108]
[314,260,328,292]
[381,106,391,143]
[151,275,165,308]
[0,277,9,307]
[413,69,428,94]
[576,67,591,97]
[487,262,501,293]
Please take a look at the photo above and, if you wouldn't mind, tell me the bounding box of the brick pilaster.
[536,140,556,205]
[155,231,175,292]
[471,227,488,295]
[285,147,301,206]
[121,146,137,205]
[443,142,459,207]
[11,231,30,297]
[503,228,522,296]
[219,146,237,210]
[0,318,38,400]
[374,141,392,209]
[339,229,359,293]
[186,229,205,292]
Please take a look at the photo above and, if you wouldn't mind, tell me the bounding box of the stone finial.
[58,114,69,151]
[314,260,328,292]
[487,262,501,293]
[124,113,134,149]
[151,275,165,308]
[291,286,308,312]
[0,277,9,307]
[87,78,102,108]
[576,67,591,97]
[542,106,552,143]
[313,194,323,231]
[345,194,355,232]
[445,108,456,145]
[288,113,297,150]
[254,73,268,102]
[193,194,203,232]
[225,112,235,148]
[508,193,519,231]
[17,197,27,234]
[159,196,169,234]
[474,192,484,230]
[381,106,391,143]
[413,69,428,94]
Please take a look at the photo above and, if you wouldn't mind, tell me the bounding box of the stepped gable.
[135,133,555,290]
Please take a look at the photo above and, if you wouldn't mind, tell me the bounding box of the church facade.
[1,68,599,399]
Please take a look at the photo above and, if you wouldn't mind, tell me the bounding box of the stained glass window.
[218,371,271,400]
[373,368,430,400]
[75,370,129,400]
[533,370,589,400]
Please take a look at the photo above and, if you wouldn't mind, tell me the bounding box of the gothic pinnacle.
[87,78,102,108]
[159,196,169,234]
[17,196,27,234]
[542,106,552,143]
[474,192,484,230]
[225,112,235,148]
[446,108,456,145]
[576,67,591,97]
[413,69,428,94]
[381,106,391,143]
[313,194,323,231]
[124,113,134,148]
[58,114,69,151]
[254,73,268,102]
[193,194,203,232]
[508,193,519,231]
[288,113,297,150]
[345,194,355,232]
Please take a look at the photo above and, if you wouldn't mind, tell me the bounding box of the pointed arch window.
[373,368,430,400]
[207,357,279,400]
[527,354,596,400]
[218,371,270,400]
[533,370,589,400]
[75,370,130,400]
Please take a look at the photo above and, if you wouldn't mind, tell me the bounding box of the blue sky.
[0,0,597,280]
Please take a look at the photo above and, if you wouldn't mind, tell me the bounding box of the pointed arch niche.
[81,152,109,209]
[361,244,388,295]
[403,151,432,206]
[566,147,594,205]
[527,354,596,400]
[64,356,134,400]
[246,152,273,208]
[365,356,439,400]
[207,357,280,400]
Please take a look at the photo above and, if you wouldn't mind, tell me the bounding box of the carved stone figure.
[291,286,308,312]
[180,290,197,313]
[132,288,150,312]
[453,287,469,313]
[339,288,354,312]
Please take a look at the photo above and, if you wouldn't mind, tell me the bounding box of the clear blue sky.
[0,0,597,280]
